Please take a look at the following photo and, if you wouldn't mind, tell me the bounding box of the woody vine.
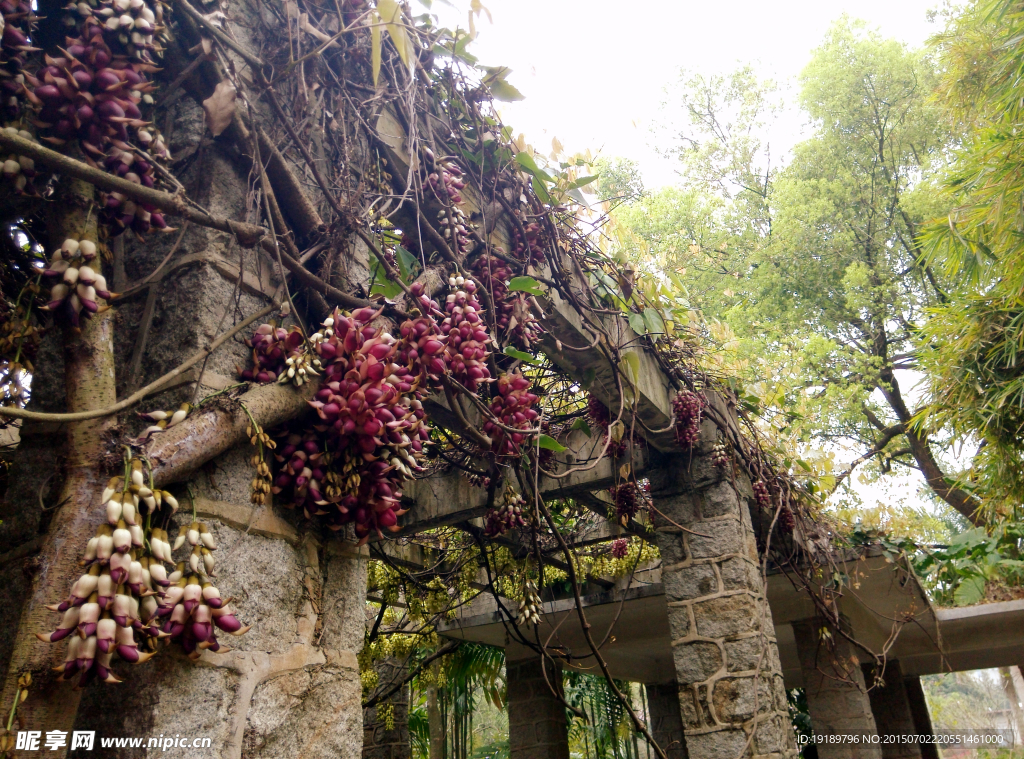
[0,0,919,753]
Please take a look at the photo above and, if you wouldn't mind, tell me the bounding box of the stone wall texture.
[646,682,689,759]
[863,661,923,759]
[649,440,797,759]
[363,659,412,759]
[792,618,880,759]
[0,0,371,752]
[506,653,570,759]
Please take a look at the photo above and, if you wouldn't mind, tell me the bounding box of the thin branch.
[0,303,278,422]
[0,130,267,248]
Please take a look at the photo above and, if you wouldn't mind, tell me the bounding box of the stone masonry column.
[862,660,922,759]
[902,674,938,759]
[57,10,372,749]
[646,682,689,759]
[792,618,881,759]
[649,448,797,759]
[363,658,412,759]
[506,644,569,759]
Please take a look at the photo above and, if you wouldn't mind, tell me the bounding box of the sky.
[432,0,943,188]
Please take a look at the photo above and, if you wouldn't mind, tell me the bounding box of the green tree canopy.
[918,0,1024,521]
[614,19,980,526]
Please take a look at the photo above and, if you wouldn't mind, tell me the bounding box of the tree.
[593,157,645,205]
[918,0,1024,520]
[618,20,982,525]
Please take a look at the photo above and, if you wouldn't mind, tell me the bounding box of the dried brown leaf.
[203,80,236,137]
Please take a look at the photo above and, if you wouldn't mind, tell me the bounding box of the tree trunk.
[428,684,444,759]
[878,369,983,525]
[0,178,116,748]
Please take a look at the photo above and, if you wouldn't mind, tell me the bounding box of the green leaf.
[503,346,539,364]
[508,276,544,297]
[537,434,566,452]
[570,417,592,437]
[643,307,666,334]
[395,245,420,282]
[570,174,599,190]
[531,174,551,204]
[489,79,525,102]
[567,187,590,208]
[628,312,647,335]
[953,575,986,606]
[377,0,415,73]
[620,352,641,389]
[368,258,403,299]
[514,152,553,182]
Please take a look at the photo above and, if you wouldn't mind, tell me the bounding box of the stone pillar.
[363,659,411,759]
[646,682,689,759]
[56,25,369,753]
[506,646,569,759]
[902,675,939,759]
[862,661,922,759]
[792,618,880,759]
[649,450,797,759]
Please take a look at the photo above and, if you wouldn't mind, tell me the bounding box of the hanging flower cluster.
[752,479,771,510]
[470,254,543,349]
[239,323,320,386]
[299,307,430,541]
[609,481,647,520]
[517,579,541,627]
[41,238,111,328]
[0,0,35,123]
[39,458,248,686]
[610,537,628,559]
[711,438,730,467]
[160,522,249,658]
[672,389,703,447]
[511,220,545,267]
[1,126,38,191]
[586,393,628,457]
[483,371,539,457]
[483,484,526,537]
[269,429,328,515]
[439,274,491,392]
[398,284,447,379]
[22,0,171,232]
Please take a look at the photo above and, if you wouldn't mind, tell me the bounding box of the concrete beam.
[373,109,681,453]
[398,429,648,533]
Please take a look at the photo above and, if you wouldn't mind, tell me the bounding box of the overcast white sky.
[432,0,942,188]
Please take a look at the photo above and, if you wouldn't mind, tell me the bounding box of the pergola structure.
[0,3,1017,759]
